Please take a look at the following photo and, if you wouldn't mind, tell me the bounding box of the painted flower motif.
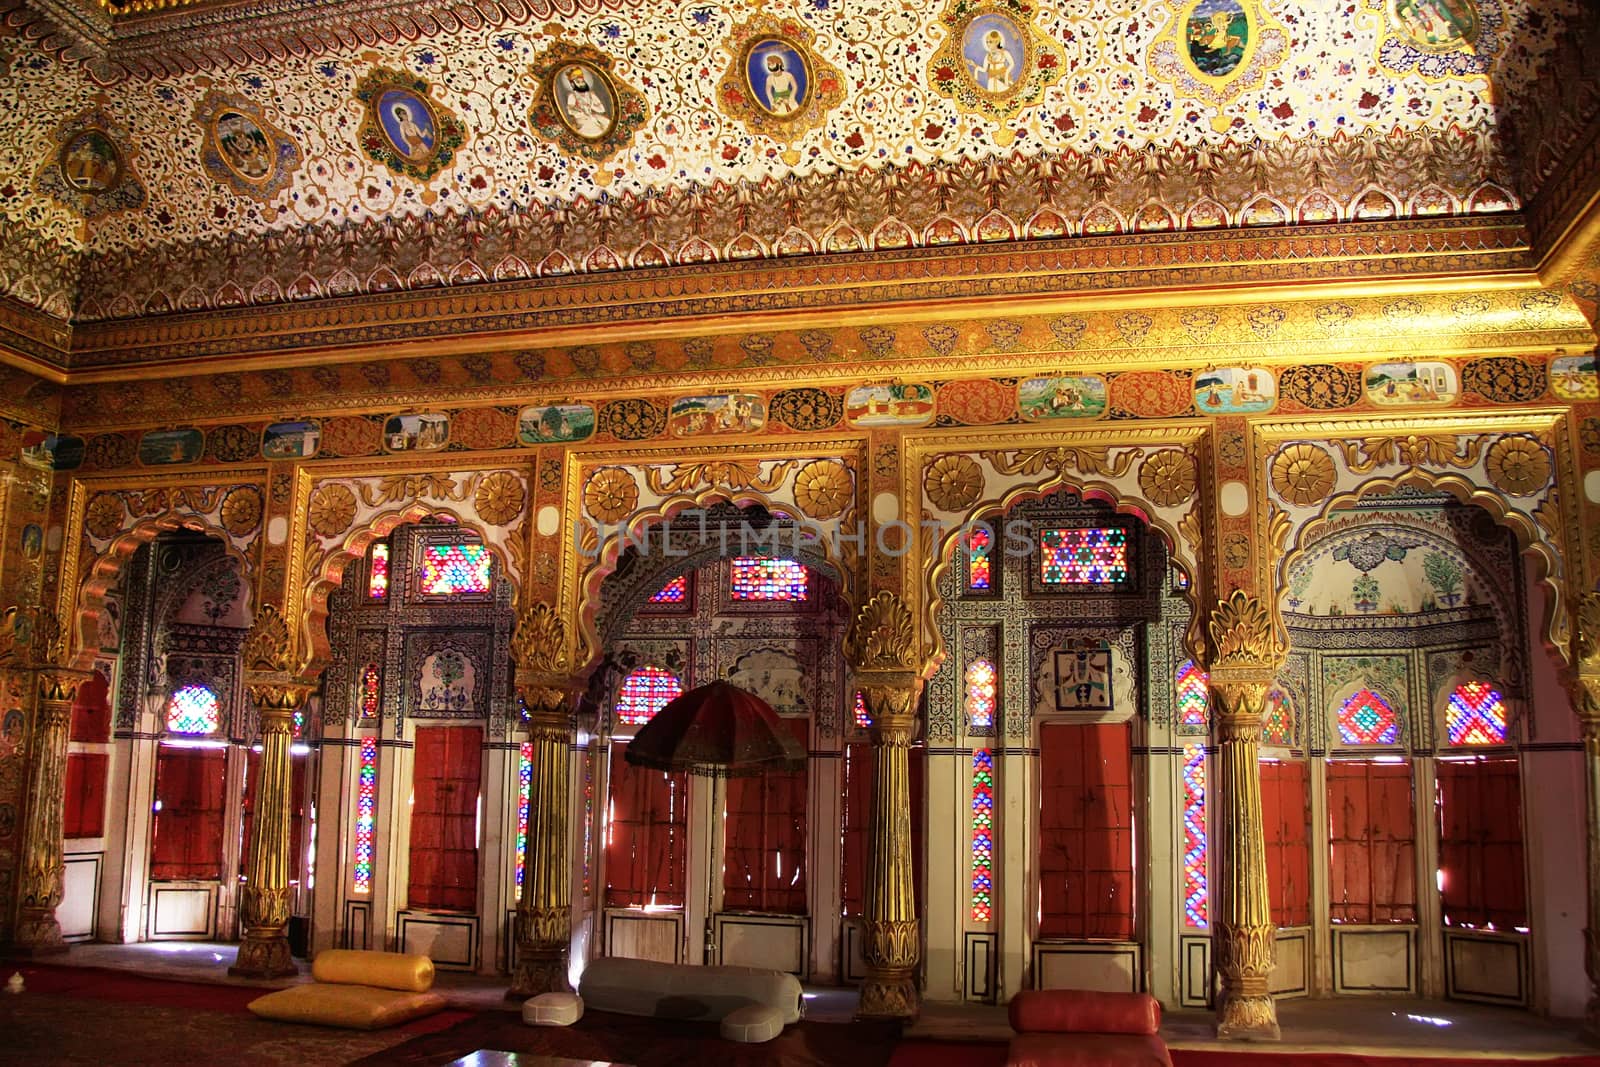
[220,486,264,537]
[474,471,526,527]
[923,454,984,513]
[85,492,127,541]
[1485,434,1550,496]
[1269,443,1336,507]
[307,483,357,539]
[793,460,851,520]
[1137,448,1197,508]
[583,467,639,523]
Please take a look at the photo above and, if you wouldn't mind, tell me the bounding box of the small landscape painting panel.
[1364,361,1458,405]
[1550,354,1597,400]
[845,384,936,427]
[139,429,204,466]
[669,394,767,437]
[1018,376,1107,420]
[263,420,321,460]
[1194,367,1276,413]
[384,413,450,452]
[517,404,595,444]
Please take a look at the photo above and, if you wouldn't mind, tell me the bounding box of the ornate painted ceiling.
[0,0,1597,342]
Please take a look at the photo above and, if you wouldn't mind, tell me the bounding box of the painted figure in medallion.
[963,15,1024,94]
[746,39,809,117]
[1184,0,1249,77]
[215,111,272,181]
[554,64,616,139]
[1389,0,1477,49]
[60,131,121,193]
[380,91,437,162]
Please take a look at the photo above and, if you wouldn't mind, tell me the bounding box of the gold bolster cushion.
[248,984,445,1030]
[311,949,435,992]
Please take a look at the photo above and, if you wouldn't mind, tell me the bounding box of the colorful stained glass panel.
[1263,686,1293,746]
[968,526,992,591]
[166,684,220,735]
[729,557,808,601]
[368,543,389,599]
[972,749,994,923]
[854,690,871,729]
[419,543,491,596]
[1039,527,1127,584]
[616,666,684,726]
[650,575,688,603]
[360,663,380,720]
[1338,688,1401,745]
[353,737,377,893]
[1176,659,1208,729]
[965,658,997,730]
[1182,742,1208,927]
[1447,682,1508,745]
[515,741,532,898]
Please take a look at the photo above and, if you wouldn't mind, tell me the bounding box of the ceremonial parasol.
[624,679,806,778]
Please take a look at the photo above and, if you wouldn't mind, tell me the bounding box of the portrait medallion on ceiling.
[527,43,648,165]
[355,67,467,183]
[717,17,844,151]
[35,109,146,220]
[925,0,1069,145]
[193,92,301,205]
[1360,0,1504,78]
[1146,0,1288,132]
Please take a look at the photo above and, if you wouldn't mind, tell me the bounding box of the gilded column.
[1206,591,1283,1040]
[509,602,578,998]
[231,604,311,979]
[12,664,90,954]
[1571,593,1600,1039]
[846,591,924,1021]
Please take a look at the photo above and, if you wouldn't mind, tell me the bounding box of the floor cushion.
[247,983,446,1030]
[579,957,803,1024]
[1008,989,1160,1035]
[720,1003,784,1044]
[311,949,435,992]
[523,991,584,1026]
[1006,1031,1172,1067]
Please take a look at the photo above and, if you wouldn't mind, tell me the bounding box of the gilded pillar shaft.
[511,692,575,997]
[231,689,303,978]
[1578,697,1600,1039]
[1211,682,1279,1040]
[12,670,86,954]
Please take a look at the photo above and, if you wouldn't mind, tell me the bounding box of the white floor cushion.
[522,991,584,1026]
[719,1003,783,1044]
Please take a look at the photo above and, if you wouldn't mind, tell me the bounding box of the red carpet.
[886,1044,1600,1067]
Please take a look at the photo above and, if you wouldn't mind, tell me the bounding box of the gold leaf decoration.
[644,460,794,495]
[510,601,569,675]
[584,467,639,523]
[1137,448,1197,508]
[844,591,917,671]
[220,486,264,537]
[983,446,1135,479]
[1576,591,1600,670]
[85,492,127,541]
[307,483,357,539]
[241,602,293,674]
[474,471,526,527]
[923,454,984,513]
[357,473,464,507]
[793,459,851,520]
[1208,589,1284,669]
[1485,434,1551,496]
[1268,443,1335,507]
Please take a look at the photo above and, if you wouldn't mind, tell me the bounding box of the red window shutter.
[1328,760,1416,924]
[150,747,227,881]
[241,751,309,881]
[408,726,482,911]
[723,717,808,914]
[70,671,112,743]
[63,752,109,839]
[1038,722,1134,939]
[841,742,872,918]
[1437,757,1525,930]
[1261,760,1311,927]
[604,741,689,910]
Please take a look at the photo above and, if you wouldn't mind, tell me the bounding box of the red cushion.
[1008,990,1161,1036]
[1007,1032,1171,1067]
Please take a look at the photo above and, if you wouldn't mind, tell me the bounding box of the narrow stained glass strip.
[965,658,996,730]
[353,737,377,894]
[368,543,389,600]
[1183,742,1208,928]
[515,741,532,899]
[968,527,992,591]
[972,749,993,923]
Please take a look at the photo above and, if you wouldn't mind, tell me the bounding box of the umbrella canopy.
[623,680,806,778]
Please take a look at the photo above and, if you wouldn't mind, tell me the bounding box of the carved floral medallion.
[1269,443,1336,507]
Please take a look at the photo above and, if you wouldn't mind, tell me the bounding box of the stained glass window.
[971,749,994,923]
[650,575,688,603]
[1039,527,1127,585]
[419,543,492,596]
[353,737,377,893]
[729,557,808,601]
[1176,659,1208,729]
[965,659,997,730]
[368,543,389,600]
[616,666,683,726]
[1338,687,1401,745]
[166,684,220,735]
[853,691,872,729]
[515,741,532,899]
[1263,686,1293,746]
[968,526,993,591]
[1183,742,1208,928]
[1447,682,1509,745]
[360,664,380,720]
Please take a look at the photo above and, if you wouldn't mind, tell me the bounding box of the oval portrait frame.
[742,36,813,120]
[209,109,274,187]
[958,10,1029,101]
[1177,0,1258,87]
[1385,0,1479,53]
[375,87,442,167]
[58,129,123,195]
[549,60,620,143]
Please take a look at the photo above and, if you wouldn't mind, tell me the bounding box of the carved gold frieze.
[643,460,795,496]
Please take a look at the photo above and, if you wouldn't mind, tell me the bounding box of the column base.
[507,946,573,999]
[856,971,919,1021]
[1215,992,1281,1041]
[9,911,67,956]
[229,935,297,979]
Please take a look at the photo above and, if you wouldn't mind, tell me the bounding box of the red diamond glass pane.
[1447,682,1508,745]
[166,684,220,735]
[1338,688,1401,745]
[616,666,684,726]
